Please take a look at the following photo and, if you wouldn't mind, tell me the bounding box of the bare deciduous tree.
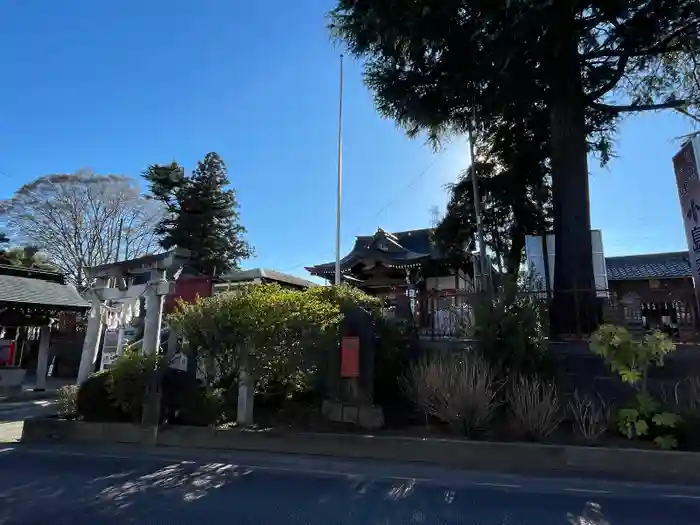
[0,170,162,286]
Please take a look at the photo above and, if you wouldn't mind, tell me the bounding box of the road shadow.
[0,450,692,524]
[0,401,55,423]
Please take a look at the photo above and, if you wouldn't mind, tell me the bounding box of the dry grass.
[402,351,500,436]
[56,384,79,417]
[660,376,700,413]
[507,375,562,440]
[568,389,610,442]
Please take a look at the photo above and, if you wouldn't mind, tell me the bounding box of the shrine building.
[305,228,477,328]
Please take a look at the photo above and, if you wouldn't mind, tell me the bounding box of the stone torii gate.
[77,248,192,384]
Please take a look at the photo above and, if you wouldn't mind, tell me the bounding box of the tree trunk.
[549,11,599,337]
[506,226,525,278]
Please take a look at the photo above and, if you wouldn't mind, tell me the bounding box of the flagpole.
[334,54,344,286]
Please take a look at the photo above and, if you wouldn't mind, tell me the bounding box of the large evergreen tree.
[143,152,252,275]
[330,1,700,332]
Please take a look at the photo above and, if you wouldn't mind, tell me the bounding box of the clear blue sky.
[0,1,697,280]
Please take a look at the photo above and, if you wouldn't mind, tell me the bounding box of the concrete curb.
[20,418,700,483]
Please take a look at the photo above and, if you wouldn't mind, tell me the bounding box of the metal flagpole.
[334,54,344,286]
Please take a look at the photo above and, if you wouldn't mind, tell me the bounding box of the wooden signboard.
[340,336,360,378]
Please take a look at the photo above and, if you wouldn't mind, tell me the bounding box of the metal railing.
[412,288,700,341]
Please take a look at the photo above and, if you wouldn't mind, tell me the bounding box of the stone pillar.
[142,271,167,355]
[77,298,104,385]
[34,325,51,391]
[115,327,125,357]
[236,343,254,425]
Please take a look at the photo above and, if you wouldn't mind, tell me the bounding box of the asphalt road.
[0,443,699,525]
[0,399,56,423]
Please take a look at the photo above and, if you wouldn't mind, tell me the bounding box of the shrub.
[568,390,610,443]
[108,350,162,422]
[474,277,555,380]
[616,392,681,450]
[169,283,342,396]
[177,387,225,426]
[507,375,562,441]
[403,351,499,436]
[56,384,78,418]
[591,325,681,448]
[76,371,126,422]
[591,325,675,389]
[373,317,416,418]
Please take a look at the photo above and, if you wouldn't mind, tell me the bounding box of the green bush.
[109,350,161,422]
[76,371,127,422]
[373,317,415,416]
[177,387,225,426]
[474,278,555,380]
[591,325,681,449]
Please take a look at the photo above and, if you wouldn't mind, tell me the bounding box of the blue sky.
[0,1,697,280]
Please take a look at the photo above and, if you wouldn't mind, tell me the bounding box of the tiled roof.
[308,228,439,275]
[220,268,318,288]
[605,251,691,281]
[0,274,89,309]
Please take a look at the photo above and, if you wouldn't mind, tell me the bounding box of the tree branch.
[591,100,687,113]
[586,55,629,102]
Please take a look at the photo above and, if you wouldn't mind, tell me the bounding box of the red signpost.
[0,340,15,366]
[340,336,360,378]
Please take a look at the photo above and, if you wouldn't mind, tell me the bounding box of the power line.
[277,148,449,273]
[373,150,446,219]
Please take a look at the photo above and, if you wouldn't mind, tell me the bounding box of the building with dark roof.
[605,251,691,282]
[603,251,696,335]
[305,228,477,335]
[0,264,88,323]
[216,268,318,292]
[604,250,694,307]
[305,227,472,296]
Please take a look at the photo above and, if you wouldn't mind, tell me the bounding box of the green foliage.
[591,325,676,389]
[306,284,382,313]
[76,371,127,422]
[177,387,225,427]
[474,277,552,379]
[373,317,417,417]
[434,110,552,277]
[593,328,680,449]
[615,392,681,449]
[652,412,682,428]
[108,350,162,422]
[143,152,253,276]
[0,244,56,271]
[169,283,344,397]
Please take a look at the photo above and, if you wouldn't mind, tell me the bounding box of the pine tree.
[144,152,252,275]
